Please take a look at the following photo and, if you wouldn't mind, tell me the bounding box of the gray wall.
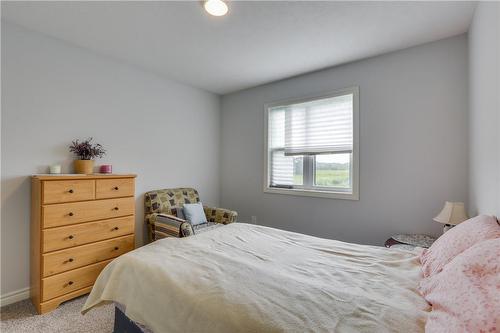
[1,22,221,297]
[468,2,500,217]
[220,35,469,245]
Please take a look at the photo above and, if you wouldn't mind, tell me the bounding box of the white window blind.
[269,108,285,149]
[281,94,353,156]
[271,150,293,186]
[269,108,292,186]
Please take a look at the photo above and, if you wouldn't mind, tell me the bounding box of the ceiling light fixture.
[204,0,228,17]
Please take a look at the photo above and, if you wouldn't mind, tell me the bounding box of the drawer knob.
[69,212,74,217]
[114,247,119,251]
[68,189,74,193]
[113,227,119,230]
[68,258,74,262]
[68,235,74,240]
[68,281,74,286]
[114,207,119,211]
[114,186,119,190]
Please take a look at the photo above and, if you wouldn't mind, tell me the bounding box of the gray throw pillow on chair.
[183,202,208,226]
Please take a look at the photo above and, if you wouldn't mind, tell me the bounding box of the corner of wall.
[467,1,500,217]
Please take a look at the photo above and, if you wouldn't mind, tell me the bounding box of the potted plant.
[69,138,106,174]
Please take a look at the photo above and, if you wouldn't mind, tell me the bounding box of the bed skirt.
[114,306,148,333]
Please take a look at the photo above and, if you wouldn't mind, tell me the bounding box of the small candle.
[49,165,61,174]
[100,165,112,174]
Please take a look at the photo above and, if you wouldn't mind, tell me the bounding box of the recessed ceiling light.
[204,0,229,17]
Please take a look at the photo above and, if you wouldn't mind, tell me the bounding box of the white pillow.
[182,202,208,226]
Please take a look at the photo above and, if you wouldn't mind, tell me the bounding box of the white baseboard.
[0,287,30,307]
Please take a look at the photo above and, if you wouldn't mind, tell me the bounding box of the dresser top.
[32,174,136,180]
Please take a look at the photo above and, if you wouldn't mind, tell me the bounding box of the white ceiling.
[2,1,476,95]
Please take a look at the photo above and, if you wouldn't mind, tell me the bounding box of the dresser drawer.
[96,178,134,199]
[42,259,111,302]
[42,235,134,277]
[42,216,135,252]
[43,197,135,228]
[43,180,95,204]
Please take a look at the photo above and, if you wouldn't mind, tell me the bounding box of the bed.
[82,223,429,332]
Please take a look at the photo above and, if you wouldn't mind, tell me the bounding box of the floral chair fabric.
[144,188,237,241]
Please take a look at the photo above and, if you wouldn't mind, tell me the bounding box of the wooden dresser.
[31,174,136,314]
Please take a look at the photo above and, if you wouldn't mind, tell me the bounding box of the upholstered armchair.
[144,188,238,241]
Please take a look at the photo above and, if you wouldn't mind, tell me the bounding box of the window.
[264,87,359,200]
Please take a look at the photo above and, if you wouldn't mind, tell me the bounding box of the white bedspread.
[82,223,429,333]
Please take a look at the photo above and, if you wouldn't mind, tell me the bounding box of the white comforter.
[82,223,429,333]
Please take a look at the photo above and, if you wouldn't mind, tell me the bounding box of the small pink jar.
[99,165,112,174]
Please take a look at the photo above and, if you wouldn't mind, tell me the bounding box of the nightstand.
[384,234,437,250]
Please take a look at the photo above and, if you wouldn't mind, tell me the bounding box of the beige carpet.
[0,295,114,333]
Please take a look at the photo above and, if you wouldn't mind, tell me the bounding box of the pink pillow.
[420,215,500,277]
[419,238,500,333]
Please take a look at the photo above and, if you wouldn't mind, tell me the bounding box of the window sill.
[264,187,359,200]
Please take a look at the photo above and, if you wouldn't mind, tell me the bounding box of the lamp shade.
[433,201,469,225]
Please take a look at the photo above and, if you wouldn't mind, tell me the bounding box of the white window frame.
[263,86,359,200]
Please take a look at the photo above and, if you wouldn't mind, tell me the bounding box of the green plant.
[69,138,106,160]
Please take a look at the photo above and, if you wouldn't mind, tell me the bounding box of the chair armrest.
[203,206,238,224]
[145,213,194,241]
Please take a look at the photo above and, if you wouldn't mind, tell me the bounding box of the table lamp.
[434,201,469,233]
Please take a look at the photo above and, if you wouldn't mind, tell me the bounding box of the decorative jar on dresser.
[31,174,136,314]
